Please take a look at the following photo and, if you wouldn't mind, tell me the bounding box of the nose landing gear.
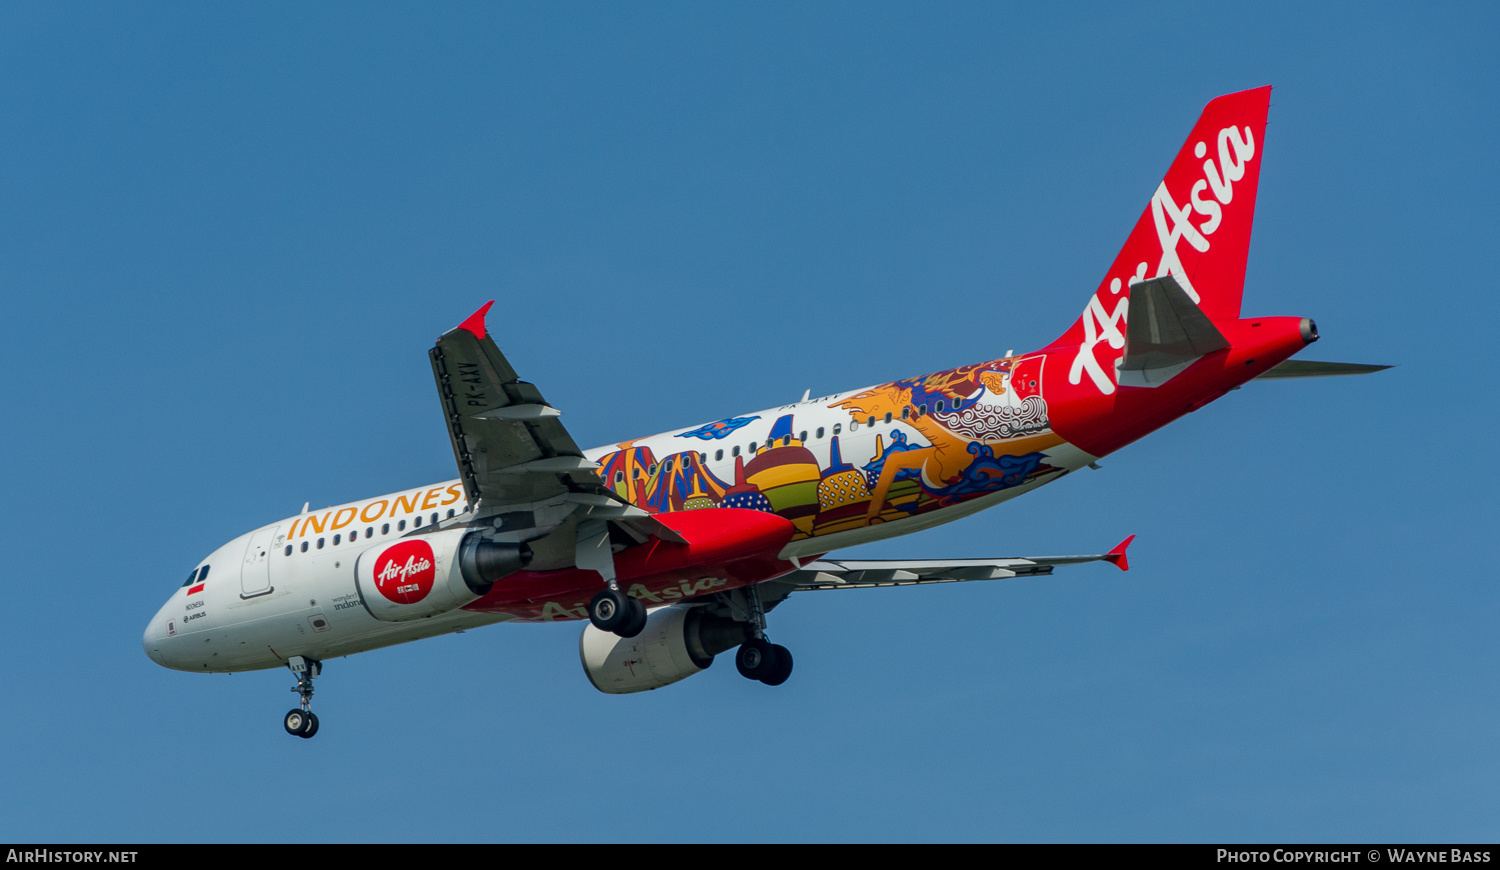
[283,656,321,739]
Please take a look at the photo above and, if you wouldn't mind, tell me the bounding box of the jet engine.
[580,603,751,694]
[355,529,530,622]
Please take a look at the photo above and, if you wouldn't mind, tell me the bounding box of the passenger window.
[413,516,422,528]
[367,526,374,536]
[901,407,910,420]
[614,471,624,484]
[300,541,309,553]
[649,464,658,475]
[919,404,927,416]
[317,538,325,549]
[447,510,454,519]
[715,449,723,461]
[348,530,358,541]
[732,446,740,458]
[284,545,292,556]
[884,413,892,424]
[382,523,390,535]
[431,513,439,525]
[850,421,859,432]
[833,424,841,435]
[816,427,825,439]
[699,453,707,464]
[663,459,673,472]
[936,401,945,412]
[868,416,876,427]
[398,520,406,531]
[799,431,807,442]
[333,534,341,545]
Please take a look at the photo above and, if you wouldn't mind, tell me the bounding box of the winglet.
[1103,534,1135,571]
[457,301,495,339]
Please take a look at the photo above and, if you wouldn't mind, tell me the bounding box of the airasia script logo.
[372,540,436,605]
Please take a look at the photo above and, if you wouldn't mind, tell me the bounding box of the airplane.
[143,85,1387,738]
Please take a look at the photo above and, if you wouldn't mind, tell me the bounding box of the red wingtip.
[1103,534,1135,572]
[457,301,495,339]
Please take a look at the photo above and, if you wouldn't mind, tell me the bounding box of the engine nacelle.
[356,529,530,622]
[580,604,751,694]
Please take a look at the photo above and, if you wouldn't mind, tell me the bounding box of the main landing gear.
[581,519,647,639]
[736,637,793,686]
[588,587,647,638]
[732,582,793,687]
[283,656,321,739]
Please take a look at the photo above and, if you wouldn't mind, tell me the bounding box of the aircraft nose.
[142,609,168,667]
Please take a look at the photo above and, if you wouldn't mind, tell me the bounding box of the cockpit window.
[180,565,208,588]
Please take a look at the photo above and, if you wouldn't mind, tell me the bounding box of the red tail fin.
[1048,87,1271,394]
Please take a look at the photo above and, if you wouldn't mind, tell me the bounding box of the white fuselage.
[143,380,1093,674]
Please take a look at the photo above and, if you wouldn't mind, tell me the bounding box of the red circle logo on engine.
[372,540,437,605]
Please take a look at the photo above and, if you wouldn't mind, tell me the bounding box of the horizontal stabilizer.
[1117,276,1230,388]
[1253,359,1392,380]
[769,536,1138,593]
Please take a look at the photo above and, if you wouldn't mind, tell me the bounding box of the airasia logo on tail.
[1069,122,1259,396]
[373,540,436,605]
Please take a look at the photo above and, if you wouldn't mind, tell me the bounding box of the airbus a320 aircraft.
[145,86,1385,738]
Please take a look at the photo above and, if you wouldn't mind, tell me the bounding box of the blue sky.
[2,3,1496,842]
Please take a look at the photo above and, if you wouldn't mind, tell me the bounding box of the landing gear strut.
[733,583,794,686]
[283,656,321,739]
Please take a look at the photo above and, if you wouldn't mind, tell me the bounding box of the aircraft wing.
[756,536,1134,603]
[429,302,662,535]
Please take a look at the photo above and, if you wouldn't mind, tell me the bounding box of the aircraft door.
[240,526,279,598]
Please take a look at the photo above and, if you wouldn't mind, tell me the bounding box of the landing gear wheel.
[735,638,779,681]
[591,589,647,638]
[760,644,793,686]
[284,708,312,737]
[300,712,320,739]
[616,596,648,639]
[589,588,629,632]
